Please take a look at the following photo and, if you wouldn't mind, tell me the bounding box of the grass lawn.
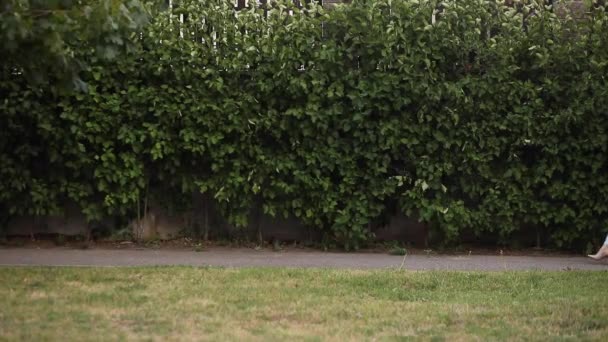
[0,267,606,341]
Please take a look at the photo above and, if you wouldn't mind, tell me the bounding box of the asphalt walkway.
[1,247,607,270]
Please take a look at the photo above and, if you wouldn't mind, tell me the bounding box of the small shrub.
[54,235,66,246]
[272,239,282,252]
[108,228,133,242]
[144,239,160,249]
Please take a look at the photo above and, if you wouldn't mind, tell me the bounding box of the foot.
[588,245,608,260]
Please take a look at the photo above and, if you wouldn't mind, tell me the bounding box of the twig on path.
[398,252,408,271]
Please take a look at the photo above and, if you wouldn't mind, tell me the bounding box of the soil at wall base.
[0,235,581,257]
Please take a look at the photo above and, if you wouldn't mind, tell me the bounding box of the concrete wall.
[5,199,429,246]
[5,204,89,236]
[373,212,428,246]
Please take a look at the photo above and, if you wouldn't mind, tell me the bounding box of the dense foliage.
[2,0,608,250]
[1,0,149,88]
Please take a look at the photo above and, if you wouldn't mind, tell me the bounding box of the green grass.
[0,267,606,341]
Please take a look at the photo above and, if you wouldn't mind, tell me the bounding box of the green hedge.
[2,0,608,250]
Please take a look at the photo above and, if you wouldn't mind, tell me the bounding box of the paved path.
[0,247,607,270]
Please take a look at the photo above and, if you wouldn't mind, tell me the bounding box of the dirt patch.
[0,236,582,257]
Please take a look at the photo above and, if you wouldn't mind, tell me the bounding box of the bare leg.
[588,234,608,260]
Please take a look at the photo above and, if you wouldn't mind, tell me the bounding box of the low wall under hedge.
[2,0,608,250]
